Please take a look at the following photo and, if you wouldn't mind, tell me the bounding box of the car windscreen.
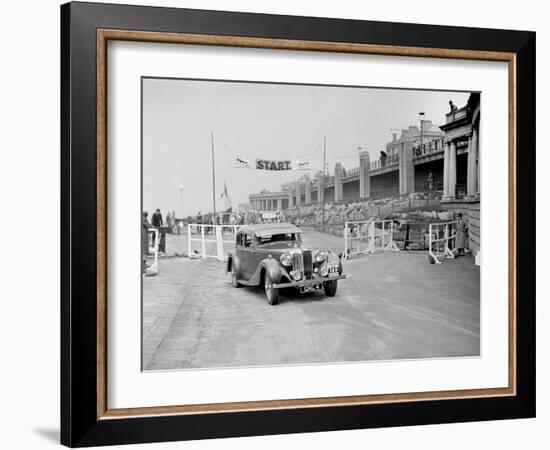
[257,233,301,246]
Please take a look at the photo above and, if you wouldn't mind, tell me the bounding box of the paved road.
[143,228,479,370]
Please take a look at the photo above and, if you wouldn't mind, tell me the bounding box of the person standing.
[141,212,152,274]
[426,171,434,191]
[455,212,468,256]
[165,211,172,230]
[151,208,163,246]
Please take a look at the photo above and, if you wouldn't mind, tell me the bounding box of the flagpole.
[322,136,326,233]
[211,131,217,225]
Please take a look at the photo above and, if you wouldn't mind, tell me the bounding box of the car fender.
[248,257,282,286]
[326,250,343,275]
[227,252,242,276]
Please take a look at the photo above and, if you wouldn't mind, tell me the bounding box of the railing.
[370,154,399,170]
[413,137,444,158]
[342,167,360,179]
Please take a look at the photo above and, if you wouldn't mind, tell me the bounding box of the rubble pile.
[282,192,447,231]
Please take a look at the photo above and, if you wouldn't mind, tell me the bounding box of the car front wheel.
[264,274,279,305]
[323,280,338,297]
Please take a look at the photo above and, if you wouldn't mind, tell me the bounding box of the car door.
[239,232,256,280]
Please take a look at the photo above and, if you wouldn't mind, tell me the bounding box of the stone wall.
[371,170,400,199]
[442,200,480,255]
[324,185,335,203]
[343,179,360,202]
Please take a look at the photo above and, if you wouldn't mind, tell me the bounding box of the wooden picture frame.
[61,2,535,447]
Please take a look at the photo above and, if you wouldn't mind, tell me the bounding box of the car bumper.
[271,274,346,289]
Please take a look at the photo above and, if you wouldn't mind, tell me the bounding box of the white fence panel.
[428,221,457,264]
[187,224,238,261]
[145,228,159,276]
[342,220,399,260]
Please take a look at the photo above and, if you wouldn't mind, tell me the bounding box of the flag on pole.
[235,155,251,168]
[292,156,311,171]
[221,181,228,198]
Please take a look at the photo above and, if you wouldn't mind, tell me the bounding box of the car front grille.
[292,253,304,274]
[293,251,313,279]
[303,250,313,279]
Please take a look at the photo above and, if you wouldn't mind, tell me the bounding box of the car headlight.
[292,270,302,281]
[280,253,292,266]
[320,265,329,277]
[314,249,329,262]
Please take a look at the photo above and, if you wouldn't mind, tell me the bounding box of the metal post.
[216,225,224,261]
[444,223,451,258]
[201,225,206,257]
[187,224,191,256]
[343,222,348,260]
[179,185,184,221]
[211,132,217,225]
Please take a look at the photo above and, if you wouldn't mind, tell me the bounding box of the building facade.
[248,94,480,255]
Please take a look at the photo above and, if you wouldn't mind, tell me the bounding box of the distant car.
[226,223,346,305]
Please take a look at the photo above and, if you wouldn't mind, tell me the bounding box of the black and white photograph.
[141,78,481,371]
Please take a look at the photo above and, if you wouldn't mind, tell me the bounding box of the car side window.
[244,233,253,248]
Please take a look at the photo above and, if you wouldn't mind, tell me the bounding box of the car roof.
[237,223,303,237]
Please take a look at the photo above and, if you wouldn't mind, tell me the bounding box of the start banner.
[235,156,311,171]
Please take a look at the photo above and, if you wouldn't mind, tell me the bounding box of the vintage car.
[226,223,346,305]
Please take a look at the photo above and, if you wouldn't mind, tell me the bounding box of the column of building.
[359,150,370,198]
[442,140,458,201]
[295,181,301,206]
[443,142,450,199]
[466,126,479,200]
[305,174,312,204]
[449,141,457,199]
[334,163,343,202]
[398,136,415,196]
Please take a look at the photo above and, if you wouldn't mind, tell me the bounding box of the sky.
[142,78,470,218]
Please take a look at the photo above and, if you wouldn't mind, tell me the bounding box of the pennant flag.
[292,157,311,171]
[235,156,251,168]
[221,181,228,198]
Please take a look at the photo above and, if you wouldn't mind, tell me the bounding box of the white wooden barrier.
[145,228,159,276]
[342,219,399,260]
[428,221,457,264]
[187,224,238,261]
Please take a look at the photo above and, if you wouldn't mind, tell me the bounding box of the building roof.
[238,223,303,237]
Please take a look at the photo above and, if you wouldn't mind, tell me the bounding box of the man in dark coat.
[151,208,163,246]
